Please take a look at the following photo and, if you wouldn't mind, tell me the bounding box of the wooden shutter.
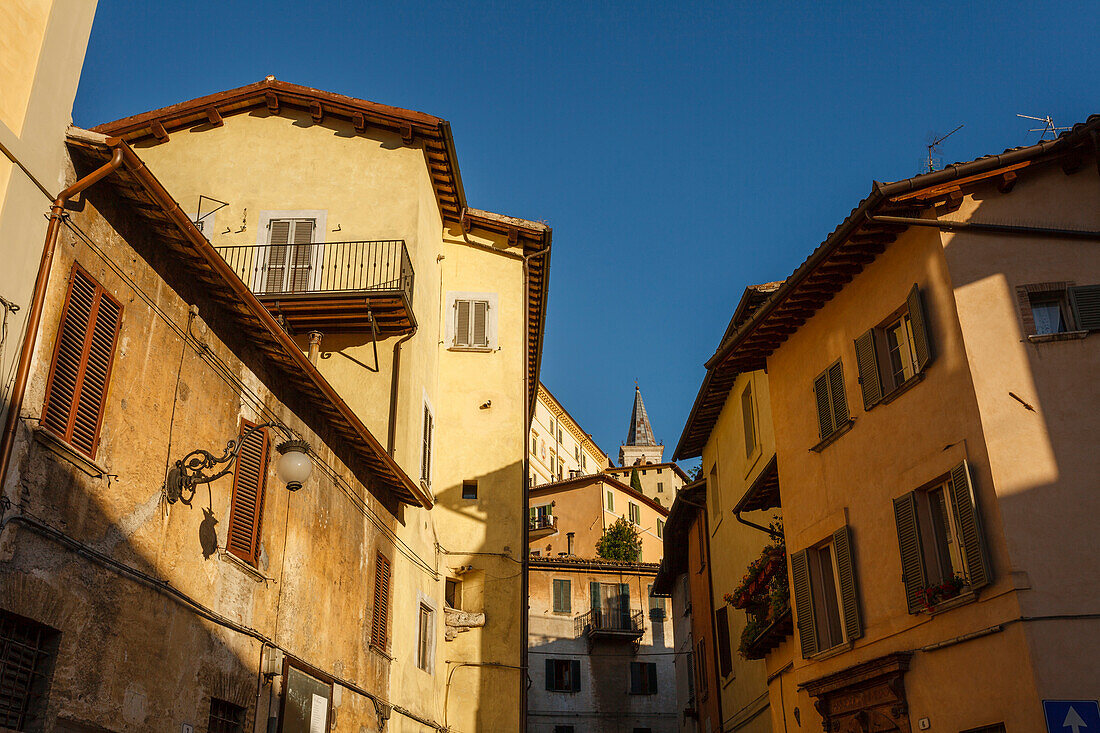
[893,492,926,613]
[619,583,631,628]
[226,420,270,564]
[41,266,122,458]
[288,219,314,292]
[827,360,848,427]
[790,549,817,658]
[832,526,862,642]
[421,405,432,484]
[715,606,732,678]
[544,659,554,690]
[455,300,471,346]
[630,662,641,693]
[648,663,657,694]
[741,385,755,457]
[472,300,489,347]
[1069,284,1100,331]
[949,460,991,591]
[907,284,933,371]
[371,553,392,649]
[265,220,291,292]
[570,659,581,691]
[814,369,835,440]
[854,329,883,409]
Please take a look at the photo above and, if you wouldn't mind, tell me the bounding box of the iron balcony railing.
[529,515,557,532]
[214,239,414,302]
[574,608,645,637]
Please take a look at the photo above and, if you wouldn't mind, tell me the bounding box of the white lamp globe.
[275,439,312,491]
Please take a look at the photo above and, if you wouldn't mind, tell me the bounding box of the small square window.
[0,610,60,731]
[1030,294,1069,335]
[208,698,246,733]
[445,579,461,609]
[462,480,478,499]
[629,662,658,694]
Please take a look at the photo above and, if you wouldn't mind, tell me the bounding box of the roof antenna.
[1017,114,1071,141]
[926,124,964,173]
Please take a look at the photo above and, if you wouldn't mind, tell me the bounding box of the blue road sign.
[1044,700,1100,733]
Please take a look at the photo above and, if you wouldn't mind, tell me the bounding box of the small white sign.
[309,693,327,733]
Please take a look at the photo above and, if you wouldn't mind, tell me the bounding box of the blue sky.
[73,1,1099,467]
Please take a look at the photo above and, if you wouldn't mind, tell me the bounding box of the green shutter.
[828,360,849,427]
[893,492,927,614]
[832,526,862,642]
[1069,284,1100,331]
[620,583,631,628]
[552,580,561,612]
[907,284,933,371]
[949,460,991,591]
[854,329,883,409]
[790,549,817,658]
[814,370,834,439]
[571,659,581,691]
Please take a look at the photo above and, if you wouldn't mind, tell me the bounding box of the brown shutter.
[741,384,755,456]
[832,526,862,642]
[790,549,817,658]
[455,300,471,346]
[715,606,732,678]
[893,492,926,613]
[472,300,489,347]
[854,329,883,409]
[1068,284,1100,331]
[571,659,581,691]
[288,220,314,292]
[226,420,270,564]
[265,220,291,292]
[371,553,392,649]
[813,369,834,440]
[907,284,933,371]
[41,265,122,458]
[949,460,991,591]
[420,406,433,484]
[827,360,849,427]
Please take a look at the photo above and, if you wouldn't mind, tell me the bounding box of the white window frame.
[445,291,498,351]
[255,210,327,293]
[415,590,438,674]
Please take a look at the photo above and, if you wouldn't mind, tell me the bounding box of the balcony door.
[257,218,320,294]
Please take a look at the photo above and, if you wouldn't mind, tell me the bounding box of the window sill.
[1027,330,1088,343]
[448,346,494,353]
[369,644,394,662]
[807,640,854,662]
[809,418,855,453]
[218,549,273,583]
[924,590,976,616]
[34,427,109,478]
[880,370,927,406]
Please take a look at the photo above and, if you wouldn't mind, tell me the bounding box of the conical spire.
[625,386,657,447]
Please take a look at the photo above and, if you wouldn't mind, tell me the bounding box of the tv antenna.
[926,124,964,172]
[1017,114,1071,141]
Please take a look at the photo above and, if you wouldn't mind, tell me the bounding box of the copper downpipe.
[0,148,125,493]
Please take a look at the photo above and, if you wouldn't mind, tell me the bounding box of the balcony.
[574,608,644,640]
[215,240,415,336]
[529,514,558,540]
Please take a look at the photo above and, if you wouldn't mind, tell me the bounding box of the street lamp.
[166,422,313,505]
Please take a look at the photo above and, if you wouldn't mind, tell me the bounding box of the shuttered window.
[226,420,270,565]
[371,553,392,650]
[741,383,756,457]
[545,659,580,692]
[41,265,123,459]
[628,502,640,525]
[855,284,933,409]
[812,359,849,442]
[695,639,708,699]
[791,526,861,658]
[553,579,571,613]
[894,460,991,613]
[420,402,433,488]
[264,219,315,293]
[715,606,733,678]
[453,299,490,348]
[629,662,658,694]
[1069,284,1100,331]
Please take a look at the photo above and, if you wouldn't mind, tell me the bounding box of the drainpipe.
[386,326,417,456]
[734,510,783,541]
[306,331,323,365]
[0,148,125,493]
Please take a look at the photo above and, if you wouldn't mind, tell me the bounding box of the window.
[0,610,59,731]
[606,490,614,512]
[566,532,575,555]
[657,519,664,539]
[641,469,647,475]
[420,400,434,488]
[371,553,392,650]
[227,420,270,565]
[686,649,696,705]
[708,465,721,523]
[681,575,692,615]
[416,603,434,671]
[531,433,538,456]
[1017,282,1100,337]
[262,218,316,293]
[557,427,563,443]
[554,727,576,733]
[628,502,641,525]
[629,662,658,694]
[208,698,246,733]
[854,284,933,410]
[812,359,849,445]
[462,480,478,500]
[741,382,757,457]
[790,527,862,657]
[283,664,331,733]
[696,515,707,571]
[445,579,461,609]
[41,265,122,459]
[454,299,489,348]
[715,606,733,678]
[574,445,580,462]
[648,584,666,620]
[893,460,991,614]
[696,639,708,700]
[553,579,571,613]
[557,458,564,481]
[530,503,553,530]
[581,453,587,470]
[545,659,581,692]
[656,482,663,493]
[657,468,663,474]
